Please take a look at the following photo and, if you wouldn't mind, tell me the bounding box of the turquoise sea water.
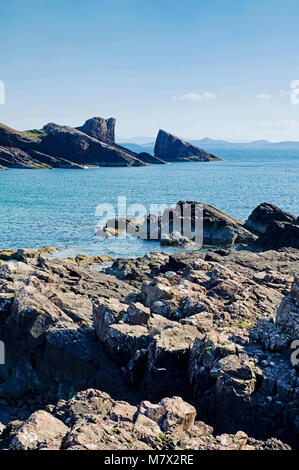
[0,148,298,258]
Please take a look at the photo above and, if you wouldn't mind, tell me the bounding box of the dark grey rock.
[154,129,222,162]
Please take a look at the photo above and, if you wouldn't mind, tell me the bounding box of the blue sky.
[1,0,299,141]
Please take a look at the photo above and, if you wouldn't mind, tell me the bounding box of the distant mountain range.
[118,137,299,155]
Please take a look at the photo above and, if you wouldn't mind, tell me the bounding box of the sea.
[0,148,298,259]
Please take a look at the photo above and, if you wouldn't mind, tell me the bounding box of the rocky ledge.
[0,245,298,450]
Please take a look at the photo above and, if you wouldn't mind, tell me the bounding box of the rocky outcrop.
[154,130,222,162]
[0,119,223,169]
[0,119,155,169]
[243,203,299,251]
[134,201,257,246]
[0,248,298,449]
[245,202,298,234]
[3,390,290,450]
[40,123,147,167]
[77,117,116,143]
[9,410,69,450]
[253,221,299,251]
[276,277,299,341]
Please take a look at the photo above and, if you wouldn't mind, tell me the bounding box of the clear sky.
[1,0,299,141]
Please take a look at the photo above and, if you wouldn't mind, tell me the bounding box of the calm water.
[0,148,298,258]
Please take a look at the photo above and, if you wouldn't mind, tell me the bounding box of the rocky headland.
[0,202,298,450]
[0,118,220,169]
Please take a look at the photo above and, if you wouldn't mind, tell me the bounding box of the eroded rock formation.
[0,119,156,169]
[77,117,116,143]
[154,130,222,162]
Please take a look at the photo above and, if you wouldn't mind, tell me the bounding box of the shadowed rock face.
[40,123,147,167]
[77,117,116,143]
[254,221,299,251]
[154,129,222,162]
[245,202,299,235]
[244,203,299,251]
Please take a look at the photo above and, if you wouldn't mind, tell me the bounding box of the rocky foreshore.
[0,202,298,450]
[0,247,298,449]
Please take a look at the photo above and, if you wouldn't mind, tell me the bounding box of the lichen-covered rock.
[75,253,113,267]
[93,297,128,341]
[7,392,291,450]
[276,277,299,341]
[9,410,69,450]
[122,302,151,326]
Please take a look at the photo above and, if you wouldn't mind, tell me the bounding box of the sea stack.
[154,129,222,162]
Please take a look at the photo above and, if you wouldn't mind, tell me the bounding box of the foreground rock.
[253,221,299,250]
[135,201,257,246]
[0,248,298,448]
[154,130,222,162]
[4,391,290,450]
[245,202,298,235]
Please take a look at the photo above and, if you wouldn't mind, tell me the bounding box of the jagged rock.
[276,277,299,341]
[54,389,115,425]
[0,246,56,262]
[77,117,116,143]
[41,123,147,167]
[139,396,196,434]
[255,318,290,351]
[6,391,291,450]
[93,297,128,341]
[154,130,222,162]
[103,323,149,366]
[146,324,202,399]
[0,248,298,448]
[174,201,257,246]
[96,226,124,238]
[245,202,298,235]
[0,250,18,261]
[105,252,170,288]
[160,232,194,247]
[9,411,69,450]
[122,302,151,326]
[254,221,299,250]
[75,253,113,267]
